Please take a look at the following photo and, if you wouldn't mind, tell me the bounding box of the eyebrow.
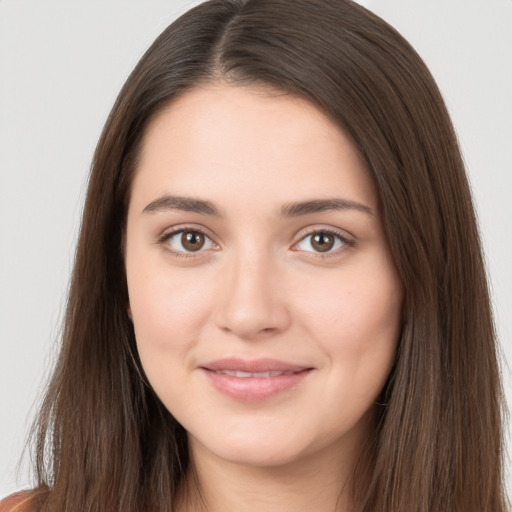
[280,198,374,217]
[142,195,374,217]
[142,195,222,216]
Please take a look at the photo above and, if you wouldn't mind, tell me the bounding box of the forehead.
[130,84,376,214]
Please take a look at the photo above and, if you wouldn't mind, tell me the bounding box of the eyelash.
[158,227,218,259]
[158,226,354,259]
[293,228,354,259]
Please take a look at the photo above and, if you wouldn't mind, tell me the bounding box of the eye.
[295,230,350,254]
[161,229,216,255]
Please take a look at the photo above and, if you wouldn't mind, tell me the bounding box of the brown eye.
[296,230,347,254]
[163,229,215,254]
[181,231,205,252]
[311,233,335,252]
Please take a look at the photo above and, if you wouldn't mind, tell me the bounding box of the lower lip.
[202,369,313,402]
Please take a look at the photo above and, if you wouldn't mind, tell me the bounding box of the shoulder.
[0,492,37,512]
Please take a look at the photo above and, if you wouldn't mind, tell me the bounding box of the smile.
[200,358,313,401]
[211,370,299,378]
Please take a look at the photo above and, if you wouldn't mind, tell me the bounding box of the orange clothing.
[0,492,35,512]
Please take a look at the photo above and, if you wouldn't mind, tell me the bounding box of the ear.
[127,303,133,321]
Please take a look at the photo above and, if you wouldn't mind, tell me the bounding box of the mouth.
[209,369,301,378]
[200,358,314,401]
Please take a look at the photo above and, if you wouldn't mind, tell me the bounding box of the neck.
[175,435,372,512]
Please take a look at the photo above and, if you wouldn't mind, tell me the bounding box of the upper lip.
[201,358,311,373]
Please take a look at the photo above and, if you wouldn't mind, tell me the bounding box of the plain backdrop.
[1,0,511,499]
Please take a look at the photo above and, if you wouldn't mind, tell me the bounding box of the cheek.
[126,259,215,366]
[127,266,218,415]
[296,256,402,377]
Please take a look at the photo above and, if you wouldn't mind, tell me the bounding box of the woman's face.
[125,84,403,468]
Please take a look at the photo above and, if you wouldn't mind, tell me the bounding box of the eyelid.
[291,226,355,257]
[156,223,354,259]
[158,224,220,257]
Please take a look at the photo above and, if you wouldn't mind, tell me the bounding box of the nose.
[214,250,291,340]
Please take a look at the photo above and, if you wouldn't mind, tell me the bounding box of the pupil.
[182,231,205,251]
[312,233,334,252]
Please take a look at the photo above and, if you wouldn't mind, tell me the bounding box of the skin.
[125,84,403,512]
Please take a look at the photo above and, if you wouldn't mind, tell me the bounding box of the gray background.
[1,0,511,498]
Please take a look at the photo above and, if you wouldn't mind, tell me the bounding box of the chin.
[188,426,316,469]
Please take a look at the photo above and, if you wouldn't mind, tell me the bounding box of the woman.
[1,0,507,511]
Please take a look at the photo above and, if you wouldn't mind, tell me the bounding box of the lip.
[200,358,314,402]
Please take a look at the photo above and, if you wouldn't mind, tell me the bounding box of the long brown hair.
[30,1,507,511]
